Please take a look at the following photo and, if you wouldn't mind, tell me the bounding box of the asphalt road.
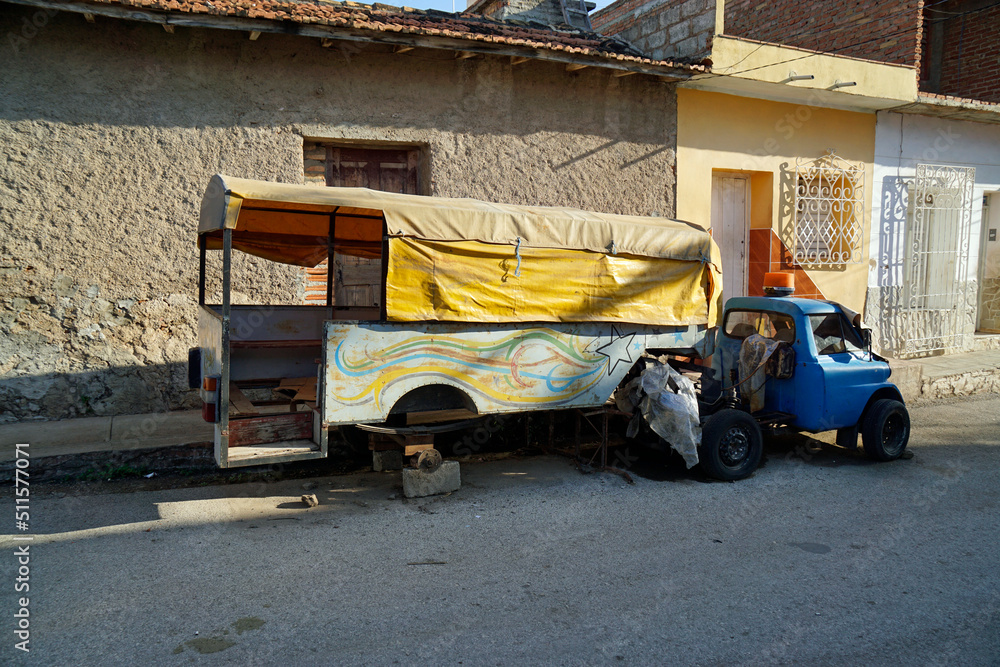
[3,394,999,665]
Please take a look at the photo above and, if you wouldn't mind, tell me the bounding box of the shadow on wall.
[0,363,198,425]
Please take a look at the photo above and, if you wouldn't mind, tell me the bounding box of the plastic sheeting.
[617,362,701,468]
[385,238,713,326]
[738,333,780,413]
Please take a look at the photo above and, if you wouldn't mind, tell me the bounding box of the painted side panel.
[322,321,703,425]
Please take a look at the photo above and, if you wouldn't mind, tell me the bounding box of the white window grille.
[902,164,976,356]
[793,151,865,265]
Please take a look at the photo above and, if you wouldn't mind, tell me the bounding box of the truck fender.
[836,386,904,449]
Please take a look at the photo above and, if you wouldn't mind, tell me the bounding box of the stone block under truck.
[680,293,910,481]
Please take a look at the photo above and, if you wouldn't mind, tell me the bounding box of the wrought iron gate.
[902,164,976,355]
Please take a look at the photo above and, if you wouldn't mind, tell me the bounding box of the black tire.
[698,409,763,481]
[861,399,910,461]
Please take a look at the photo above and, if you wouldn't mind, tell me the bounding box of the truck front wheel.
[699,409,763,481]
[861,399,910,461]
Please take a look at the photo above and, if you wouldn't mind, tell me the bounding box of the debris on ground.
[300,494,319,507]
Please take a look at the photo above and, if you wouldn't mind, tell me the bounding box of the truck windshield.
[724,310,796,344]
[809,313,866,355]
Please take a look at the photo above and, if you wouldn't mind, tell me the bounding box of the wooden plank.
[229,383,259,416]
[406,408,477,425]
[230,339,322,349]
[293,377,317,402]
[229,412,313,447]
[403,434,435,457]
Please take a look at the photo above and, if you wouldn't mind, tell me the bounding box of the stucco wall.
[676,88,876,312]
[0,7,679,423]
[866,111,1000,356]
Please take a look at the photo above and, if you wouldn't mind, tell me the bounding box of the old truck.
[190,175,908,480]
[680,292,910,481]
[191,175,722,469]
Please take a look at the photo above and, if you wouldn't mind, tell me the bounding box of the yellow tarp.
[199,175,723,326]
[387,238,716,326]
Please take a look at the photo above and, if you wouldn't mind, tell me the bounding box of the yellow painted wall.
[676,88,876,312]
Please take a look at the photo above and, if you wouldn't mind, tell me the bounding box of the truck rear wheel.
[699,409,763,481]
[861,399,909,461]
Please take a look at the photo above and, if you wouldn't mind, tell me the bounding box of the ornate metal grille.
[793,151,865,265]
[902,164,976,355]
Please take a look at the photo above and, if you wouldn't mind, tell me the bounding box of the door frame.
[977,191,1000,333]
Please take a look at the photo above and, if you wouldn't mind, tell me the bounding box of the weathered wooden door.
[711,174,750,305]
[303,146,421,306]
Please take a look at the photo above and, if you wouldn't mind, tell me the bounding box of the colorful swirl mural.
[330,328,610,408]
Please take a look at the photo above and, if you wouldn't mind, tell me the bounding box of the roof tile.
[58,0,704,71]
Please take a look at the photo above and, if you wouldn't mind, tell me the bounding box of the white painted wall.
[869,111,1000,288]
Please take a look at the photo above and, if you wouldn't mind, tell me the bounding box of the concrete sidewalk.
[0,410,212,462]
[890,348,1000,402]
[2,348,999,466]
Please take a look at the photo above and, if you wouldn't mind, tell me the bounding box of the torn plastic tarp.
[617,362,701,468]
[738,333,780,413]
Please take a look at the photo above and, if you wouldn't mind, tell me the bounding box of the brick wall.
[922,0,1000,103]
[723,0,924,67]
[592,0,716,62]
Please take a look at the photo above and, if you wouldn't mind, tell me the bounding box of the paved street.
[3,395,1000,665]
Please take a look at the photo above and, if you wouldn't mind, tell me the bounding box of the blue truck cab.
[690,296,910,480]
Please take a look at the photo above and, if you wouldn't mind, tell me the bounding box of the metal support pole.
[198,235,207,306]
[326,214,335,311]
[220,228,232,466]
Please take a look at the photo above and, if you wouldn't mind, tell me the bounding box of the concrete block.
[659,6,681,28]
[690,10,715,36]
[888,360,923,404]
[373,449,403,472]
[402,460,461,498]
[669,21,689,44]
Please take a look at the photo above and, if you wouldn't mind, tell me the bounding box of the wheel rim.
[719,426,751,467]
[882,413,906,455]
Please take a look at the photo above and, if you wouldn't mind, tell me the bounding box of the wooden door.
[304,145,421,306]
[711,174,750,306]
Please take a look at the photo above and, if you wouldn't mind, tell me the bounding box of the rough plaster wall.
[0,8,677,422]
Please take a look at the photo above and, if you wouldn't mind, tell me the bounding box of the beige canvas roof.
[199,174,715,266]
